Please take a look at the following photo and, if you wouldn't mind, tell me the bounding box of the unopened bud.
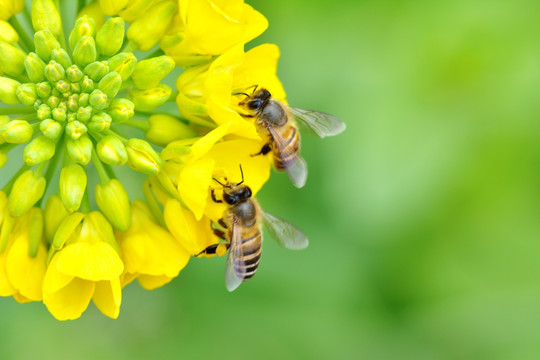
[0,41,26,76]
[0,76,20,104]
[146,114,198,146]
[127,1,177,51]
[131,55,175,89]
[97,134,127,165]
[126,138,163,175]
[77,1,105,29]
[107,52,137,81]
[88,111,111,132]
[16,84,37,106]
[0,120,33,143]
[40,119,62,139]
[108,98,134,122]
[76,106,93,123]
[81,76,94,93]
[36,104,51,120]
[66,65,84,82]
[51,48,72,69]
[99,0,129,15]
[47,95,60,108]
[119,0,154,22]
[98,71,122,97]
[36,81,52,98]
[24,53,46,83]
[131,83,171,111]
[69,15,96,51]
[0,20,18,43]
[95,178,131,231]
[89,89,108,110]
[9,170,46,217]
[31,0,63,37]
[66,135,92,165]
[66,120,87,139]
[60,164,87,213]
[44,195,69,244]
[0,150,6,169]
[44,60,65,83]
[55,79,70,93]
[34,29,60,62]
[23,135,55,166]
[52,107,66,121]
[78,93,89,107]
[73,35,97,68]
[96,17,125,56]
[84,61,109,81]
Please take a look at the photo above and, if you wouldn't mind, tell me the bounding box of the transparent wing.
[290,107,346,138]
[225,221,245,292]
[267,125,308,188]
[262,211,309,250]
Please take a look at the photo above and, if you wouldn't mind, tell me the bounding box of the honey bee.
[237,86,346,188]
[197,166,308,291]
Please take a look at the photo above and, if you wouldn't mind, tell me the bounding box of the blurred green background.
[3,0,540,359]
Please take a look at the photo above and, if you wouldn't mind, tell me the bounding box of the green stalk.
[80,188,90,213]
[143,179,166,228]
[143,48,164,60]
[91,144,110,185]
[0,106,35,115]
[121,118,150,132]
[1,163,29,194]
[9,15,33,52]
[35,137,64,207]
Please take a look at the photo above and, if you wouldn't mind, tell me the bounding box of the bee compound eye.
[248,100,262,110]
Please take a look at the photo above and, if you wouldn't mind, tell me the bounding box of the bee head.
[222,184,252,205]
[238,87,271,111]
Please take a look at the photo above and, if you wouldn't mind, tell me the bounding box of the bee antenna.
[237,164,244,185]
[213,178,227,187]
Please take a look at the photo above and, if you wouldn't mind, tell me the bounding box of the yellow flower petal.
[137,274,173,290]
[13,293,32,303]
[92,278,121,319]
[6,236,47,301]
[0,252,16,296]
[55,242,123,281]
[178,157,215,220]
[43,276,95,321]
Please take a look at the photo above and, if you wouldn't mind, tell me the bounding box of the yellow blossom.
[161,0,268,66]
[0,0,24,21]
[116,200,190,289]
[43,211,123,320]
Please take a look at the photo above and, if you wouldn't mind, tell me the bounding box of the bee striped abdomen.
[235,229,262,280]
[273,126,300,171]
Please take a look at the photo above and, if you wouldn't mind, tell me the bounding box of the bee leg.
[213,229,227,239]
[238,113,254,118]
[195,242,231,256]
[211,189,222,203]
[218,218,227,229]
[251,143,272,157]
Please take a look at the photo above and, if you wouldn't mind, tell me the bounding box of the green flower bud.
[97,134,127,166]
[0,76,20,105]
[34,30,60,62]
[16,84,37,106]
[52,107,67,121]
[76,106,92,122]
[108,52,137,81]
[96,17,125,57]
[70,82,81,94]
[24,53,46,83]
[36,81,52,98]
[108,98,134,122]
[23,135,56,166]
[0,150,6,169]
[73,35,97,68]
[52,212,85,251]
[131,55,175,90]
[131,83,171,111]
[0,41,26,76]
[36,104,51,120]
[55,79,70,93]
[66,135,92,165]
[84,61,109,81]
[146,114,198,147]
[8,170,46,217]
[88,112,112,132]
[69,15,96,51]
[57,102,67,112]
[0,116,8,127]
[78,93,89,107]
[47,95,60,108]
[66,65,83,82]
[44,60,65,83]
[126,138,162,175]
[51,48,72,69]
[127,0,177,51]
[40,118,63,139]
[67,113,76,123]
[31,0,63,37]
[95,178,131,231]
[81,76,94,93]
[98,71,122,98]
[33,99,43,108]
[89,89,108,110]
[0,120,33,143]
[59,164,87,213]
[44,195,69,245]
[119,0,155,22]
[66,120,87,139]
[64,95,76,113]
[99,0,129,15]
[0,20,19,44]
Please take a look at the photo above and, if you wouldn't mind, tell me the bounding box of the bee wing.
[262,211,309,250]
[289,107,346,138]
[225,220,246,292]
[266,125,308,188]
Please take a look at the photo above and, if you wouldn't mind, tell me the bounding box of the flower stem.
[91,144,110,185]
[9,15,33,52]
[0,106,35,115]
[143,179,166,228]
[35,139,64,207]
[1,163,29,194]
[77,0,86,14]
[121,118,150,132]
[135,111,216,129]
[81,188,91,214]
[143,48,164,60]
[122,40,138,53]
